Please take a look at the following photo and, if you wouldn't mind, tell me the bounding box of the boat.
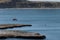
[0,30,46,39]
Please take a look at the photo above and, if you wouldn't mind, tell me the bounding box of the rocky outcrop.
[0,30,46,39]
[0,24,32,29]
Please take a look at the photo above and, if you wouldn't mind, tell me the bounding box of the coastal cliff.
[0,0,60,8]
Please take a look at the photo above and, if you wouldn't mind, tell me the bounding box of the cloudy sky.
[28,0,60,2]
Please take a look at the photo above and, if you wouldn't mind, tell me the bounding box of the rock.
[0,24,32,29]
[12,18,17,21]
[0,30,46,39]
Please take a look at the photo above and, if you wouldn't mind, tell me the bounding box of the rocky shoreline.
[0,24,46,39]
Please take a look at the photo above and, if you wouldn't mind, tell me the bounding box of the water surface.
[0,9,60,40]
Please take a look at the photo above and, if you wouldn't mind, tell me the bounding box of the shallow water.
[0,9,60,40]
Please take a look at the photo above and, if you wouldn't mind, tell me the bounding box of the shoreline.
[0,8,60,9]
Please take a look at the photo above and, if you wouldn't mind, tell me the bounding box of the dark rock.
[12,18,17,21]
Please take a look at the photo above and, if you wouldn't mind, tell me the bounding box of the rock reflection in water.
[0,39,5,40]
[0,38,46,40]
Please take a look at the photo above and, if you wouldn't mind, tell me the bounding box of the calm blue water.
[0,9,60,40]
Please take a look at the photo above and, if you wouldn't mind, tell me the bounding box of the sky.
[28,0,60,2]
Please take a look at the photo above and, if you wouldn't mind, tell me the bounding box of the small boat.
[0,30,46,39]
[0,24,32,29]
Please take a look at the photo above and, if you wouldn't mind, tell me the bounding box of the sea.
[0,9,60,40]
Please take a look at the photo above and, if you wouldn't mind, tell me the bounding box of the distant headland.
[0,0,60,8]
